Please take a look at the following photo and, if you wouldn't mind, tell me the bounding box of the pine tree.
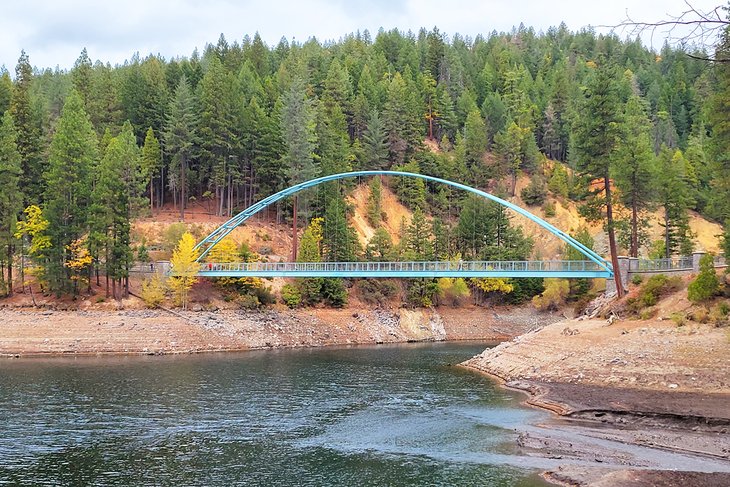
[709,27,730,248]
[362,109,389,169]
[572,61,625,296]
[0,70,12,115]
[0,112,22,295]
[44,90,98,294]
[613,95,657,257]
[71,48,93,109]
[141,127,162,212]
[10,51,44,204]
[656,148,695,257]
[366,176,382,226]
[198,56,240,217]
[383,72,421,165]
[322,195,359,262]
[163,76,199,221]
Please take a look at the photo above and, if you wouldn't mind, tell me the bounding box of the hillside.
[132,163,723,267]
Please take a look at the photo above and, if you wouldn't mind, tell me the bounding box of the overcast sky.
[0,0,724,71]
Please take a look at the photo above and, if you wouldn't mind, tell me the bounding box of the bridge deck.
[192,260,613,278]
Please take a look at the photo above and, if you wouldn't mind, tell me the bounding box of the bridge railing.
[196,260,608,273]
[632,256,694,272]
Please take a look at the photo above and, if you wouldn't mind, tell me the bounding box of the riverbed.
[1,342,556,486]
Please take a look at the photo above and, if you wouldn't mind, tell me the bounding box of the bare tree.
[605,2,729,62]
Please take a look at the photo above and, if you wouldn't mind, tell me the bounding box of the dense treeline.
[0,24,729,304]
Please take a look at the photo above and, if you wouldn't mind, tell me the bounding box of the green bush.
[521,175,547,206]
[626,274,682,315]
[548,164,570,198]
[321,278,348,308]
[237,294,261,309]
[671,312,686,327]
[631,274,643,286]
[255,286,276,306]
[542,201,556,217]
[357,279,399,305]
[639,274,682,307]
[281,284,302,308]
[688,254,719,303]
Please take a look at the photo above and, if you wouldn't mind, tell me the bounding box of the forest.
[0,23,729,307]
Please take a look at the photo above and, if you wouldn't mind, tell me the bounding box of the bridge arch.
[194,170,611,272]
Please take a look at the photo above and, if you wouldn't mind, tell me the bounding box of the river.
[0,342,553,486]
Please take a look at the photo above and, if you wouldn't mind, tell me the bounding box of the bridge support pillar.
[605,256,629,296]
[692,251,706,273]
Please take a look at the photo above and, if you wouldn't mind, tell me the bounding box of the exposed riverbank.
[462,316,730,486]
[0,306,557,357]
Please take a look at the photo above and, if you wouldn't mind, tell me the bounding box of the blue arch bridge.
[186,171,614,280]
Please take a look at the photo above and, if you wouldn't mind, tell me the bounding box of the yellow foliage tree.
[167,232,200,309]
[206,237,239,263]
[64,238,93,288]
[437,277,471,306]
[14,205,52,299]
[471,278,514,294]
[141,273,167,308]
[206,237,262,291]
[532,278,569,311]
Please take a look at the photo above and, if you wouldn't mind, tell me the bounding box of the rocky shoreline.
[461,317,730,487]
[0,306,556,357]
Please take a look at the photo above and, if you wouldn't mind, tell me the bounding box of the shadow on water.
[0,342,553,486]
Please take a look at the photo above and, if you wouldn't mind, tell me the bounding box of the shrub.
[688,254,720,303]
[321,278,348,308]
[281,284,302,308]
[639,308,656,320]
[548,164,570,198]
[521,175,547,206]
[532,278,569,311]
[631,274,643,286]
[237,294,261,309]
[437,277,470,307]
[710,302,730,327]
[690,307,710,324]
[254,286,276,306]
[542,201,556,217]
[671,312,686,327]
[357,279,398,305]
[141,274,166,307]
[162,223,187,252]
[639,274,682,307]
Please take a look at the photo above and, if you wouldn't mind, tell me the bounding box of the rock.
[668,383,678,389]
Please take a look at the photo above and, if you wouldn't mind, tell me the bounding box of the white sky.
[0,0,724,71]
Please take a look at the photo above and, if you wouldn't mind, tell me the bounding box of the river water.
[0,342,553,486]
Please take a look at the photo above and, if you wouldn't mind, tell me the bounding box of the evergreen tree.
[280,76,318,229]
[322,195,359,262]
[10,51,44,204]
[572,61,625,296]
[71,48,93,109]
[366,176,383,226]
[43,90,98,294]
[198,56,240,216]
[656,148,695,257]
[382,72,421,165]
[141,128,162,212]
[362,109,389,169]
[0,70,13,115]
[708,27,730,246]
[163,76,199,221]
[0,112,22,295]
[613,95,657,257]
